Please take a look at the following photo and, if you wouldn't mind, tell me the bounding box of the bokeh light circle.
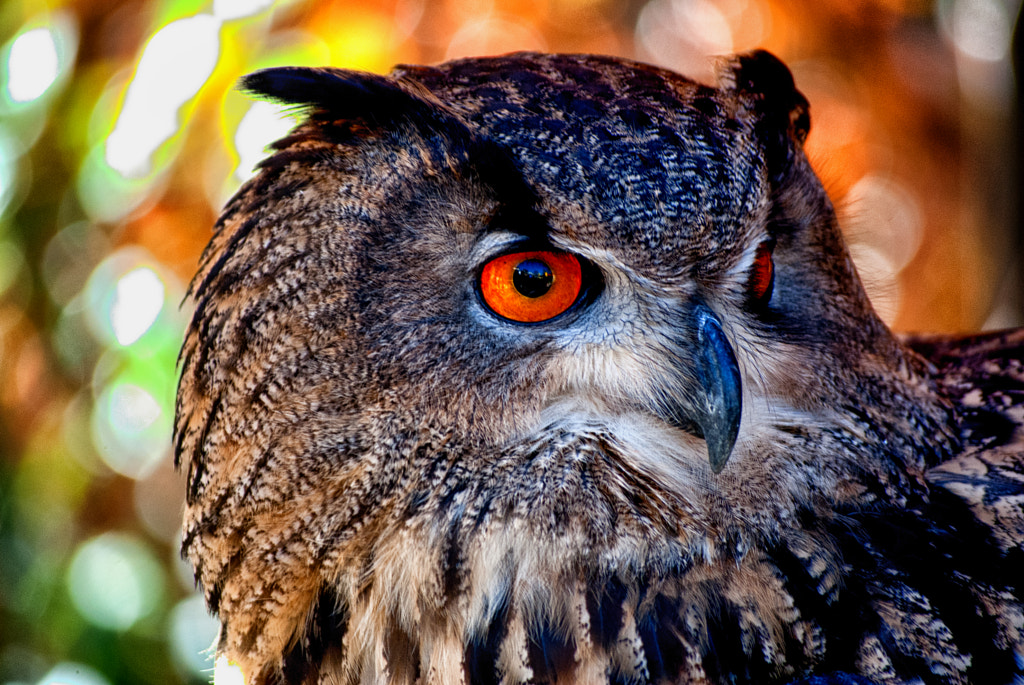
[168,594,219,678]
[83,247,171,350]
[35,661,112,685]
[66,532,166,632]
[90,378,170,479]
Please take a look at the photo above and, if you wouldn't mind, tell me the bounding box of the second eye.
[747,239,775,307]
[480,250,582,323]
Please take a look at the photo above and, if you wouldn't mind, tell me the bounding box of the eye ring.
[480,250,583,323]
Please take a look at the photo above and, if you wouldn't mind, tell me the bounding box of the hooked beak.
[661,302,743,473]
[693,303,742,472]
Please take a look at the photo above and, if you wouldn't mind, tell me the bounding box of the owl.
[174,51,1024,685]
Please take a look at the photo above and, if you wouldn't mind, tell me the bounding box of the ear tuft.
[727,51,810,142]
[240,66,445,129]
[722,50,810,181]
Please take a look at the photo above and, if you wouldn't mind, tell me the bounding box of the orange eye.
[748,240,775,305]
[480,250,582,323]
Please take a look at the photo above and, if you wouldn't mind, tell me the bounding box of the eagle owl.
[174,51,1024,685]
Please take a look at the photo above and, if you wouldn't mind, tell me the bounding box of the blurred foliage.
[0,0,1019,683]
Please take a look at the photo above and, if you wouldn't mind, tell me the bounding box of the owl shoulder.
[905,328,1024,555]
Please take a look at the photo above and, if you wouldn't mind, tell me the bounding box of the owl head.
[175,51,959,682]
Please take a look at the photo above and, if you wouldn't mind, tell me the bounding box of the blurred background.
[0,0,1020,683]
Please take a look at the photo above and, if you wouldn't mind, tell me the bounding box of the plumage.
[174,51,1024,685]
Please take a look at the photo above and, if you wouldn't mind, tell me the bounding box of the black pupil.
[512,259,553,298]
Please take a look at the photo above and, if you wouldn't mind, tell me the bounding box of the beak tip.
[707,437,737,474]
